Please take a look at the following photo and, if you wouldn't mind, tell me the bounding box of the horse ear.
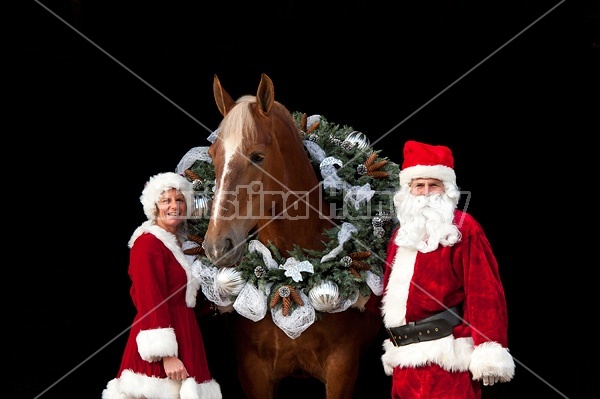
[213,74,236,117]
[256,73,275,116]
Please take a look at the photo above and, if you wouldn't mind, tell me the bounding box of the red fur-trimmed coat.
[102,222,222,399]
[380,210,514,398]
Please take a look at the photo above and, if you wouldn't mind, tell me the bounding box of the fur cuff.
[469,341,515,382]
[136,327,178,362]
[181,378,223,399]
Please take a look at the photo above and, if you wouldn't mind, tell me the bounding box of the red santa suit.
[103,172,221,399]
[380,141,515,399]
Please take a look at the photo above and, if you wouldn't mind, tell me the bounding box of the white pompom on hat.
[140,172,194,222]
[399,140,456,186]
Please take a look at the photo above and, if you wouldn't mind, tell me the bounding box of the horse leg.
[236,352,277,399]
[322,347,360,399]
[316,310,383,399]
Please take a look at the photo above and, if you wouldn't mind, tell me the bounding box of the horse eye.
[250,153,265,164]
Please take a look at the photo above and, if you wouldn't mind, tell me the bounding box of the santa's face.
[393,180,460,253]
[409,178,445,196]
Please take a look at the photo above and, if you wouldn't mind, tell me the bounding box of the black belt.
[386,305,462,347]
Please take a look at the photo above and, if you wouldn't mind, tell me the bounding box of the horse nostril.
[224,238,234,253]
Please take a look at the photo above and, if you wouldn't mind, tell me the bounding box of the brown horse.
[202,73,387,399]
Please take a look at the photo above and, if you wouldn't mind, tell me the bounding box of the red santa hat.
[140,172,194,222]
[399,140,456,186]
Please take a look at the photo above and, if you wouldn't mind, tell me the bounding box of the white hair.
[140,172,194,223]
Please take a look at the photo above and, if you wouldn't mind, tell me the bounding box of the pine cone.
[282,296,291,316]
[367,171,389,179]
[269,291,281,308]
[368,160,388,172]
[184,169,202,181]
[300,113,307,131]
[351,260,371,271]
[187,233,204,245]
[350,251,372,260]
[306,121,319,133]
[364,153,377,168]
[289,287,304,306]
[184,246,205,256]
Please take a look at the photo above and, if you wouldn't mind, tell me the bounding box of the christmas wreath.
[177,112,400,338]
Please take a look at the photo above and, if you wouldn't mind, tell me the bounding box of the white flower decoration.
[279,258,314,282]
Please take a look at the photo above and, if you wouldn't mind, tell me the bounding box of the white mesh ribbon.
[365,270,383,296]
[247,240,279,270]
[176,146,212,175]
[191,259,235,307]
[233,282,269,322]
[307,114,321,128]
[271,290,315,339]
[344,183,375,210]
[328,288,359,313]
[320,157,350,191]
[304,140,327,163]
[320,222,358,262]
[206,128,220,144]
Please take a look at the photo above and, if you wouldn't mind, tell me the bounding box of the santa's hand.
[482,373,500,386]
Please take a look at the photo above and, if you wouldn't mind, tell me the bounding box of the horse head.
[204,74,330,268]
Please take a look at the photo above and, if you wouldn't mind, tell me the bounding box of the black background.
[15,1,599,398]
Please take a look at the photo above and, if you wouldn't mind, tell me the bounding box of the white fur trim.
[129,222,200,308]
[103,372,223,399]
[399,164,456,186]
[181,378,223,399]
[102,369,180,399]
[381,336,474,375]
[136,327,178,361]
[381,248,416,327]
[469,341,515,382]
[140,172,194,222]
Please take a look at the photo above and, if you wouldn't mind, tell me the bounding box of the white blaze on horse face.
[212,138,241,226]
[212,100,255,226]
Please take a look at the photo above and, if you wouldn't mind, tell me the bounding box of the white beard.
[393,185,461,253]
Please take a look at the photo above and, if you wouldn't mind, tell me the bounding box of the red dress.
[102,222,222,399]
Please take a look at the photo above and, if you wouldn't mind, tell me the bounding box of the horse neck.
[257,191,331,254]
[257,120,332,254]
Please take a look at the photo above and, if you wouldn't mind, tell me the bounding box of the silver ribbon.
[271,290,315,339]
[344,183,375,210]
[304,140,327,163]
[233,282,268,322]
[320,222,358,262]
[365,270,383,296]
[206,128,220,144]
[176,146,212,175]
[320,157,350,191]
[248,240,279,270]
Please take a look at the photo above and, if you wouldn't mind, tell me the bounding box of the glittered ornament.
[344,131,370,151]
[215,267,245,297]
[191,193,212,219]
[308,280,340,312]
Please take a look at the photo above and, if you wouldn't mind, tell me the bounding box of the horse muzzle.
[203,234,246,268]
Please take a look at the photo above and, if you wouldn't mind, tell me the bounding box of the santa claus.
[381,140,515,399]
